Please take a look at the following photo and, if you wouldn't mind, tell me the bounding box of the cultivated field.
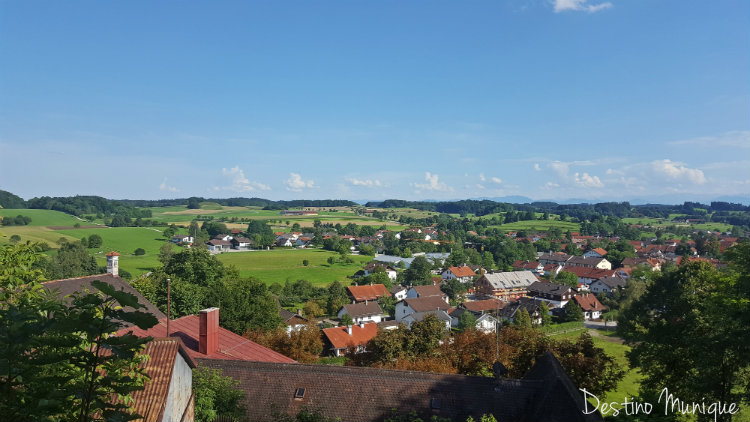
[216,249,371,286]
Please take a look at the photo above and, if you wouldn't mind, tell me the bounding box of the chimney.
[359,322,365,329]
[105,252,119,276]
[199,308,220,355]
[347,325,353,335]
[297,309,303,316]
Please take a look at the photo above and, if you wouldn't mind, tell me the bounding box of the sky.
[1,0,748,204]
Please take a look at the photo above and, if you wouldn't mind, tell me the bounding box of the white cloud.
[411,172,453,192]
[549,161,569,177]
[534,163,541,171]
[544,182,560,189]
[159,178,178,192]
[477,184,486,190]
[574,172,605,188]
[554,0,613,13]
[346,177,382,188]
[651,159,706,184]
[285,173,316,192]
[491,177,503,185]
[479,173,486,182]
[667,130,750,149]
[216,166,270,192]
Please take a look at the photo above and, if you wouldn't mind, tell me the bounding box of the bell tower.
[106,251,120,276]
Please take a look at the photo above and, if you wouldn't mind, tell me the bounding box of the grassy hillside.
[216,249,371,286]
[55,227,174,276]
[491,220,581,233]
[0,208,86,227]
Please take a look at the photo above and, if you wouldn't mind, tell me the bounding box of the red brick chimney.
[199,308,219,355]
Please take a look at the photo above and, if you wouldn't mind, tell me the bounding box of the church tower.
[106,251,120,276]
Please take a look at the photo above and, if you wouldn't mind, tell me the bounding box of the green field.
[552,329,642,404]
[216,249,371,286]
[491,220,581,233]
[55,227,177,276]
[0,209,88,227]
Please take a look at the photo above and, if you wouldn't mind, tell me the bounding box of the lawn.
[0,208,87,227]
[216,249,372,286]
[551,329,643,404]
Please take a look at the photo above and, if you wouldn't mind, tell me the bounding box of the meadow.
[216,249,371,286]
[490,220,581,233]
[552,329,642,405]
[0,209,101,246]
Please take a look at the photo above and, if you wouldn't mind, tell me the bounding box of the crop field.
[0,225,81,246]
[553,330,642,405]
[215,249,371,286]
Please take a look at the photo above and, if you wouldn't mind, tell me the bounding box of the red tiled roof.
[116,314,296,363]
[131,338,196,422]
[573,294,606,312]
[322,323,379,349]
[448,266,476,278]
[106,251,120,256]
[463,299,505,312]
[404,296,450,312]
[592,248,607,256]
[411,285,445,298]
[347,284,390,302]
[562,266,616,280]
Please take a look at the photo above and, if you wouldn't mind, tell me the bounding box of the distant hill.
[0,190,26,209]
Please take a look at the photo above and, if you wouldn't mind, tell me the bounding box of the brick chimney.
[199,308,219,355]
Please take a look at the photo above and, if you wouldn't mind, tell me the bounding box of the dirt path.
[587,328,625,344]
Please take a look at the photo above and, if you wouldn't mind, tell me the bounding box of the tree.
[87,233,103,248]
[202,221,228,237]
[562,300,583,322]
[618,248,750,421]
[158,242,175,265]
[326,281,349,316]
[458,311,477,331]
[134,247,146,255]
[554,271,579,288]
[211,277,282,334]
[43,241,98,280]
[193,367,245,422]
[405,255,432,285]
[0,244,159,421]
[162,226,177,239]
[539,301,552,326]
[187,197,202,209]
[303,300,324,318]
[340,314,354,326]
[246,321,324,364]
[163,248,226,288]
[514,308,532,328]
[9,234,20,244]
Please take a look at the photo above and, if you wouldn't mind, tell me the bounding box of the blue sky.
[1,0,748,203]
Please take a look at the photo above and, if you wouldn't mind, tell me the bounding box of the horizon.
[1,1,748,203]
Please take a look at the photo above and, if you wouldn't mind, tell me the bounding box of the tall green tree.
[619,245,750,422]
[43,241,98,280]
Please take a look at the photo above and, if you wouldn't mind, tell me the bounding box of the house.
[475,271,538,301]
[130,337,196,422]
[589,276,627,295]
[500,297,550,325]
[321,322,379,356]
[347,284,391,303]
[231,236,253,250]
[355,262,398,281]
[171,235,194,244]
[117,307,296,363]
[42,254,166,324]
[280,308,308,333]
[573,294,606,320]
[338,301,386,324]
[526,281,574,307]
[566,256,612,270]
[537,252,572,267]
[212,234,233,242]
[448,299,504,331]
[207,238,231,252]
[562,266,619,286]
[390,285,408,301]
[474,314,500,333]
[441,266,477,283]
[196,352,605,422]
[461,298,505,315]
[512,260,544,274]
[406,285,448,303]
[583,248,608,258]
[395,296,452,329]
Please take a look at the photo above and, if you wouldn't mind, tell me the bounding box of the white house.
[441,266,476,283]
[395,296,451,329]
[337,302,387,324]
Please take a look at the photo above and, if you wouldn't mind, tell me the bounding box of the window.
[294,388,306,399]
[431,398,441,409]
